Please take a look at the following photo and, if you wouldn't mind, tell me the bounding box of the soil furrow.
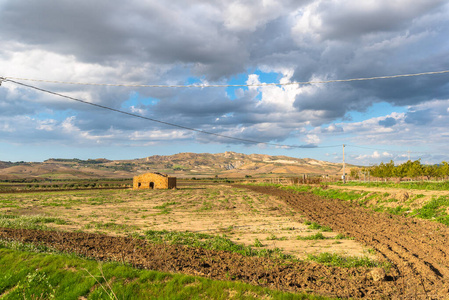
[0,227,399,299]
[241,185,449,298]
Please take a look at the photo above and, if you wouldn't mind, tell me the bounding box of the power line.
[3,78,340,150]
[2,69,449,88]
[1,77,441,156]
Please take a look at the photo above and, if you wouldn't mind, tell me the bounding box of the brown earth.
[2,185,449,298]
[0,227,396,299]
[242,185,449,299]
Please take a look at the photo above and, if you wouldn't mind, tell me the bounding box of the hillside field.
[0,152,348,181]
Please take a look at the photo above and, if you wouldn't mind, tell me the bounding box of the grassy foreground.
[0,246,331,300]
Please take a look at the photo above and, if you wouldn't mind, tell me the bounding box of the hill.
[0,152,346,180]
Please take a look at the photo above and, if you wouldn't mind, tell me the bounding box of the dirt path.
[243,185,449,299]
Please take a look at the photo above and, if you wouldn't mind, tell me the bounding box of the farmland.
[1,180,449,298]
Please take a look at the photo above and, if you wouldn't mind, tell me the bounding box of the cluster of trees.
[23,182,131,190]
[45,158,111,165]
[350,160,449,180]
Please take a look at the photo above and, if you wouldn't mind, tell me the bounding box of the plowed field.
[0,227,397,299]
[243,185,449,299]
[2,185,449,298]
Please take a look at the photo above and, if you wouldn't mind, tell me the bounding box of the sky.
[1,0,449,166]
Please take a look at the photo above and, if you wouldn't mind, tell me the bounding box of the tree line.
[350,160,449,180]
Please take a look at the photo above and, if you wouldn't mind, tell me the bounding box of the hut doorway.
[149,182,155,189]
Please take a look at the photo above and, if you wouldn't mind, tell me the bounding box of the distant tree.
[350,167,360,179]
[367,159,449,181]
[440,161,449,179]
[384,160,395,179]
[406,160,423,179]
[424,164,439,179]
[369,163,379,178]
[393,163,406,179]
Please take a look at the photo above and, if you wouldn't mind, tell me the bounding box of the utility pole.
[407,150,411,161]
[342,144,346,184]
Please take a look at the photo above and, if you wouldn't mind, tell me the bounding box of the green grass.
[153,201,178,210]
[412,196,449,225]
[385,206,410,216]
[279,184,365,202]
[144,230,294,260]
[0,214,68,230]
[0,247,332,300]
[266,234,287,241]
[308,188,363,201]
[329,181,449,191]
[153,201,178,214]
[307,252,389,269]
[0,190,126,210]
[304,221,333,232]
[372,205,410,216]
[250,183,367,203]
[334,233,354,240]
[83,221,138,232]
[198,200,214,211]
[297,233,326,240]
[0,239,58,253]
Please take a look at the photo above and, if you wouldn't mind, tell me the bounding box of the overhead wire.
[2,69,449,88]
[3,78,340,150]
[2,67,448,155]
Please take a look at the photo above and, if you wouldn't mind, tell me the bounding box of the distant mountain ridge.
[0,151,345,180]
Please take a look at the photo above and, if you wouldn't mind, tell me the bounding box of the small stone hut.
[133,172,176,190]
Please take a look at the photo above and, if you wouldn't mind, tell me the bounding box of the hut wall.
[133,173,176,190]
[167,177,177,189]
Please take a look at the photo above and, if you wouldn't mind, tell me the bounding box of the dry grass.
[0,184,372,259]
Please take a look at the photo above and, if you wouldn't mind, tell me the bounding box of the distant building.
[133,172,176,190]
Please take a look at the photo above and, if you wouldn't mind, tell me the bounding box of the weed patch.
[334,234,354,240]
[153,201,178,214]
[266,234,287,241]
[0,214,67,230]
[144,230,294,260]
[297,233,326,240]
[412,196,449,225]
[307,252,389,269]
[304,221,332,232]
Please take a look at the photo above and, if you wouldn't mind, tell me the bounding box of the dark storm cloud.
[378,117,397,127]
[404,109,433,125]
[0,1,247,79]
[312,0,446,40]
[1,0,449,148]
[293,82,378,122]
[0,1,127,62]
[289,0,449,113]
[0,0,316,80]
